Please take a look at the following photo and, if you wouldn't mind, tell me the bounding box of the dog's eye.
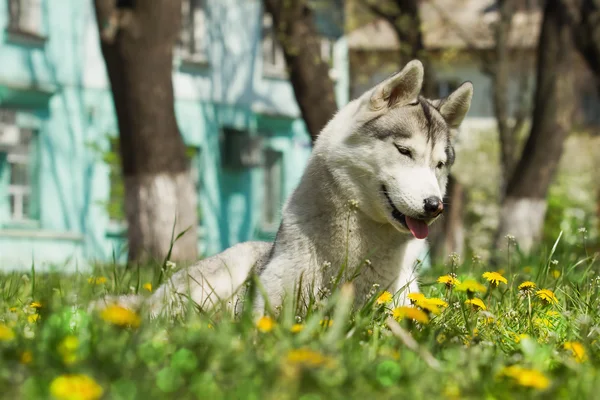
[436,161,445,169]
[394,145,412,158]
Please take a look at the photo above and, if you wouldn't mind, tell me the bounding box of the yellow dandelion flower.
[9,307,18,313]
[290,324,304,333]
[28,314,40,323]
[376,291,393,305]
[482,271,507,287]
[422,297,448,308]
[58,336,80,365]
[0,323,15,341]
[511,333,529,343]
[418,302,441,315]
[407,293,445,313]
[286,348,334,368]
[320,319,333,327]
[551,269,561,279]
[392,306,429,324]
[50,374,104,400]
[87,276,107,285]
[20,351,33,365]
[256,316,275,333]
[465,298,487,311]
[533,317,554,329]
[413,297,447,315]
[30,302,42,309]
[407,292,426,304]
[143,282,152,292]
[500,366,550,390]
[100,305,141,328]
[564,342,587,363]
[443,383,461,400]
[536,289,558,305]
[518,281,536,292]
[437,274,460,288]
[456,280,487,294]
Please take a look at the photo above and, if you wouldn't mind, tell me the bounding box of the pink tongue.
[405,216,429,239]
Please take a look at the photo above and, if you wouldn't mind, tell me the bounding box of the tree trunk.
[263,0,338,142]
[431,176,466,260]
[495,1,576,252]
[361,0,437,97]
[93,0,198,264]
[491,0,520,189]
[562,0,600,92]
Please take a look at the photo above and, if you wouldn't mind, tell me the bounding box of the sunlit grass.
[0,233,599,399]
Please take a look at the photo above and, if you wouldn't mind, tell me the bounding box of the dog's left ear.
[437,82,473,129]
[369,60,424,111]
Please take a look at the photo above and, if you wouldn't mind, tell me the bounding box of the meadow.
[0,232,599,400]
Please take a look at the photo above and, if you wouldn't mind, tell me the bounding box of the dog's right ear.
[369,60,424,111]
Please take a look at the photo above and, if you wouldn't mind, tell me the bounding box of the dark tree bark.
[495,1,576,251]
[431,176,466,261]
[361,0,437,97]
[263,0,338,142]
[93,0,198,264]
[561,0,600,93]
[491,0,530,189]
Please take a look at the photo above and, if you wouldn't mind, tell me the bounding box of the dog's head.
[318,60,473,239]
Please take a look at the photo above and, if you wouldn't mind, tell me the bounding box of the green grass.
[1,234,599,400]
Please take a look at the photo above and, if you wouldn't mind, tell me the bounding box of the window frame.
[261,148,284,232]
[0,110,39,225]
[177,0,208,65]
[261,12,286,78]
[5,0,47,46]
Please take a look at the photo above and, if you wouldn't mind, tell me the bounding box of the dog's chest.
[312,220,412,298]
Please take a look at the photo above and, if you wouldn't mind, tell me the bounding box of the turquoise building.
[0,0,348,270]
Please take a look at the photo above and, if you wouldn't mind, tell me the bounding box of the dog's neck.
[282,152,411,278]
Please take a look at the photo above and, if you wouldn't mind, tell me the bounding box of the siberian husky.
[104,60,473,317]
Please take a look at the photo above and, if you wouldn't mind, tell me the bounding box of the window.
[436,79,461,98]
[0,109,37,223]
[178,0,207,62]
[220,127,263,169]
[261,12,286,77]
[7,0,43,36]
[262,149,283,230]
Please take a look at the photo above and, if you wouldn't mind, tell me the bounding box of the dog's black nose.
[423,197,443,217]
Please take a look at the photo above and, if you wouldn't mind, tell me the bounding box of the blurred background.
[0,0,598,270]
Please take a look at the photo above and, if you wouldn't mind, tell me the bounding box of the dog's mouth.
[381,185,430,239]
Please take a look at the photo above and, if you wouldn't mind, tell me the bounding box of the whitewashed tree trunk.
[495,197,547,253]
[494,1,575,254]
[125,172,198,263]
[93,0,198,264]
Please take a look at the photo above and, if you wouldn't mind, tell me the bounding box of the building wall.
[0,0,349,270]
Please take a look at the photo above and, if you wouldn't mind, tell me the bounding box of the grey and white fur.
[99,60,473,317]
